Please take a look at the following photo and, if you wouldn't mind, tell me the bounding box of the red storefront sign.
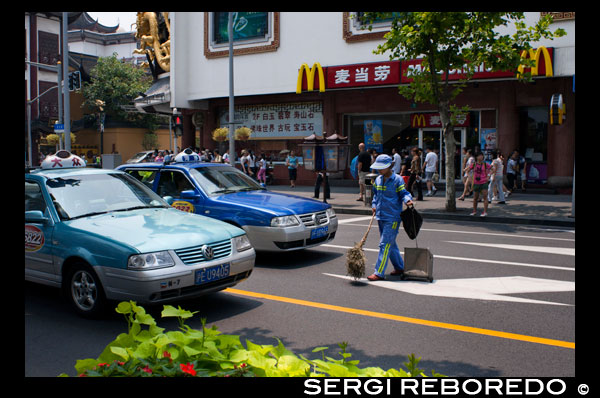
[299,47,553,92]
[325,61,401,89]
[411,112,470,128]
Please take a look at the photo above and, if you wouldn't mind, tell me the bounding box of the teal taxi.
[25,150,255,317]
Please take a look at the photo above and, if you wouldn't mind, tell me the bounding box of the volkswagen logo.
[201,245,214,260]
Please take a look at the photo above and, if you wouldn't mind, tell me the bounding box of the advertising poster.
[480,128,497,163]
[527,163,547,184]
[364,120,383,153]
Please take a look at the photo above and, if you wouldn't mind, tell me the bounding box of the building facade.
[148,12,575,186]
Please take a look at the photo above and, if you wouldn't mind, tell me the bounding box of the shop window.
[343,12,397,43]
[212,12,269,45]
[346,114,419,159]
[204,12,280,58]
[519,107,548,162]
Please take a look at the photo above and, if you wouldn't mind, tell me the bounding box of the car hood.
[211,190,329,216]
[65,207,243,253]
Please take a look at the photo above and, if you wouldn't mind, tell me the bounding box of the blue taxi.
[116,149,338,251]
[25,150,255,317]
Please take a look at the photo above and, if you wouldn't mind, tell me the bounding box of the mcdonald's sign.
[411,112,470,128]
[517,46,554,78]
[297,63,325,94]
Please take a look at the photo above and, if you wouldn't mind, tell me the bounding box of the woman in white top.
[458,148,475,201]
[488,150,506,204]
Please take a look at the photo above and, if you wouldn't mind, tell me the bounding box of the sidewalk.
[268,184,575,228]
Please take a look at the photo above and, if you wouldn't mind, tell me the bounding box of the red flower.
[163,351,172,362]
[141,365,153,374]
[180,362,197,376]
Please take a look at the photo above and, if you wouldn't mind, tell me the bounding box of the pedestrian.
[256,153,267,185]
[407,147,423,201]
[286,150,298,188]
[391,148,402,175]
[154,151,164,163]
[400,149,412,185]
[213,149,223,163]
[240,150,251,175]
[506,150,519,193]
[223,149,230,164]
[517,150,527,191]
[458,149,475,201]
[423,147,438,196]
[356,143,372,201]
[314,169,330,199]
[469,152,491,217]
[488,150,506,204]
[366,154,414,281]
[248,150,257,177]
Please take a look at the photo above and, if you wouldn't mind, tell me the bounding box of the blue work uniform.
[371,173,413,278]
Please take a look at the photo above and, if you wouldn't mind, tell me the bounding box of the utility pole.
[228,12,235,166]
[62,12,71,151]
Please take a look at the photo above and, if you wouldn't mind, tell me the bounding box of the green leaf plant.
[59,301,445,377]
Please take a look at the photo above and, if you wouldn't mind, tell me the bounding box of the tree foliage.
[81,53,162,132]
[362,12,566,211]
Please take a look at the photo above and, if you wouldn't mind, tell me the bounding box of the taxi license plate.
[311,226,328,240]
[195,263,230,285]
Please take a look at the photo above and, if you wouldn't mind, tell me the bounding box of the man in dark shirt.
[357,143,372,201]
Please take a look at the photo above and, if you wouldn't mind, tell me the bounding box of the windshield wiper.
[212,189,237,194]
[112,205,168,212]
[235,187,264,192]
[68,211,110,220]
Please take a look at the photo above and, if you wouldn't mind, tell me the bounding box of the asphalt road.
[25,215,576,377]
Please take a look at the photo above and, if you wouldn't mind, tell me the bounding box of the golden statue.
[133,12,171,73]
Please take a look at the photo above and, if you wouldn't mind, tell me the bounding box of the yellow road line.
[224,288,574,350]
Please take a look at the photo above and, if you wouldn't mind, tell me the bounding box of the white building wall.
[172,12,575,107]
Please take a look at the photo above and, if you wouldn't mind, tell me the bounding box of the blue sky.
[86,12,138,32]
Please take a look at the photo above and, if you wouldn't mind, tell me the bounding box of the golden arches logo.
[517,47,553,78]
[296,63,325,94]
[411,114,427,127]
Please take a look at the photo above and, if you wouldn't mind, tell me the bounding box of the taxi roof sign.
[173,148,200,163]
[41,150,86,169]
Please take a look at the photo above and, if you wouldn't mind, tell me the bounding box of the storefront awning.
[133,75,171,115]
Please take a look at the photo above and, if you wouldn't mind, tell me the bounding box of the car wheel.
[65,262,106,317]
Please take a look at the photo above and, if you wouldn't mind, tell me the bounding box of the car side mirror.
[25,210,49,224]
[162,196,174,205]
[180,190,201,200]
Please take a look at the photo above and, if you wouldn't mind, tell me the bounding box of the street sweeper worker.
[367,154,414,281]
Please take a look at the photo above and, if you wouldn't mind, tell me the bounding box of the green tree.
[81,53,161,132]
[363,12,565,211]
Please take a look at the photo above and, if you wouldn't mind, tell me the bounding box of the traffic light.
[172,115,183,137]
[68,71,81,91]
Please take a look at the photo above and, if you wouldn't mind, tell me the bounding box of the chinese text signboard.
[301,47,553,92]
[326,61,401,89]
[219,102,323,139]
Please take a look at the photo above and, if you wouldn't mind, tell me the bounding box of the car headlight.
[326,208,336,219]
[233,234,252,252]
[270,215,300,227]
[128,251,175,270]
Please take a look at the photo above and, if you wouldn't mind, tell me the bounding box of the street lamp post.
[227,12,236,167]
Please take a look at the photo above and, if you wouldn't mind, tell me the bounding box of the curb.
[331,206,575,228]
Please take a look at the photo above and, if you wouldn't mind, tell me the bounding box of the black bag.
[400,205,423,240]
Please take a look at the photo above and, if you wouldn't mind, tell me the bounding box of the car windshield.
[129,152,150,162]
[189,165,265,196]
[46,172,169,220]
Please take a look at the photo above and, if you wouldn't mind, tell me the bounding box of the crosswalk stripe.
[446,241,575,256]
[321,244,574,272]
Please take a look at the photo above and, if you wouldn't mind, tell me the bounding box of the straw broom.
[346,213,375,280]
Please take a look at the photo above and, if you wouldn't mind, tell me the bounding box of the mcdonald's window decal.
[364,120,383,152]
